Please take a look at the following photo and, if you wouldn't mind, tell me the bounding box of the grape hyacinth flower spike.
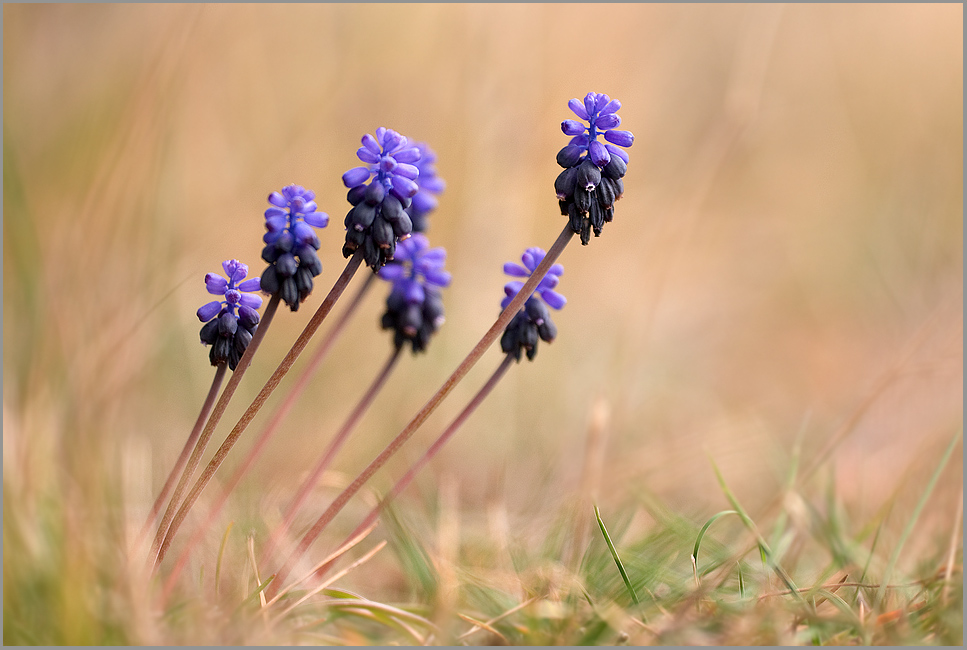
[197,260,263,370]
[342,128,422,271]
[555,91,634,245]
[259,184,330,311]
[406,142,446,233]
[500,247,566,361]
[378,233,451,353]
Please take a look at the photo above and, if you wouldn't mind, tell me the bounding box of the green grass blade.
[737,561,746,599]
[692,510,738,570]
[232,575,275,617]
[593,505,640,606]
[214,521,234,597]
[874,425,962,609]
[709,457,803,602]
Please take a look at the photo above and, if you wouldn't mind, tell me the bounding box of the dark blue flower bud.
[276,253,298,278]
[557,145,584,168]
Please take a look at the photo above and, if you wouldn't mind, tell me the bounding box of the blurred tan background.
[4,4,962,578]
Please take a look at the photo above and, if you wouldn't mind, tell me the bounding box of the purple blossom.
[378,233,451,353]
[259,184,329,311]
[555,92,632,245]
[500,247,566,311]
[406,142,446,233]
[197,260,262,370]
[561,92,634,169]
[342,128,423,271]
[499,247,565,362]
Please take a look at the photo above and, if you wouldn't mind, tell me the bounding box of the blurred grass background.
[3,3,962,644]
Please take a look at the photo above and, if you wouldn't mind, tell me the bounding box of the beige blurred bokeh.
[4,3,962,579]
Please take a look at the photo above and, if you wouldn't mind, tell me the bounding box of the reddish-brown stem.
[154,252,363,567]
[316,353,515,582]
[267,225,574,597]
[150,294,281,563]
[138,362,226,545]
[262,346,402,567]
[160,269,376,594]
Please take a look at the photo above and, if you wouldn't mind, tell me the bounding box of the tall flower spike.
[555,92,634,245]
[342,128,422,271]
[499,247,566,361]
[197,260,263,370]
[259,184,330,311]
[406,142,445,233]
[378,233,451,353]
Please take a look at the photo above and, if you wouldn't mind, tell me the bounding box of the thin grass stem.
[873,425,961,609]
[263,345,402,566]
[150,294,281,562]
[139,362,226,544]
[159,269,375,589]
[267,224,573,596]
[154,252,363,567]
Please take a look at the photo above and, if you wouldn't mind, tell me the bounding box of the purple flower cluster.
[342,128,422,271]
[499,248,565,361]
[197,260,263,370]
[406,142,445,233]
[378,234,451,353]
[259,185,330,311]
[555,92,633,245]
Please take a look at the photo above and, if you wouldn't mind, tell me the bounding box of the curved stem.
[262,346,402,567]
[268,225,573,596]
[138,363,227,545]
[155,252,363,567]
[150,294,281,563]
[316,353,515,583]
[160,270,376,594]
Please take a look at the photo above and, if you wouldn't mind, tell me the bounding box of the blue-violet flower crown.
[499,247,566,362]
[259,185,330,311]
[342,128,422,272]
[378,233,451,353]
[406,142,446,234]
[197,260,263,370]
[555,92,634,245]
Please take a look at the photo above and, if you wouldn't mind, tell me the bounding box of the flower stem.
[159,269,376,592]
[150,294,281,563]
[138,363,227,545]
[155,251,363,567]
[314,352,515,583]
[262,346,402,567]
[268,225,574,596]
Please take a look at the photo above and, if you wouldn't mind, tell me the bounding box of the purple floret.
[259,184,329,312]
[555,92,633,245]
[499,247,565,362]
[197,259,263,370]
[377,233,451,353]
[342,128,427,271]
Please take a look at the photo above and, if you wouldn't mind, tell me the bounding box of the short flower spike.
[259,184,330,311]
[499,247,565,361]
[342,128,423,271]
[197,260,263,370]
[555,92,633,245]
[406,142,445,233]
[378,233,451,353]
